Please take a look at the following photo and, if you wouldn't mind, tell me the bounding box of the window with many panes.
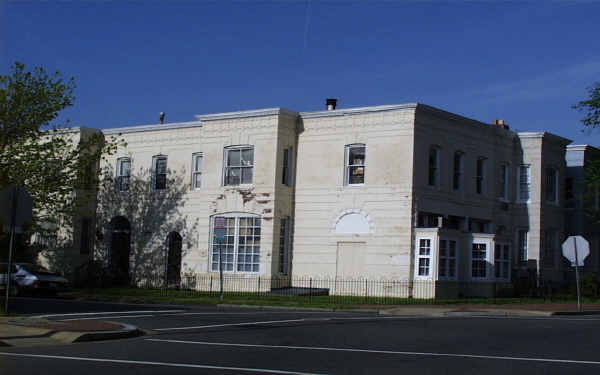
[518,165,531,202]
[476,157,486,194]
[518,229,528,265]
[428,147,440,186]
[152,155,167,190]
[494,243,510,280]
[279,218,290,274]
[415,238,432,277]
[471,243,487,279]
[116,157,131,192]
[545,167,558,204]
[210,214,261,273]
[224,146,254,186]
[192,153,203,189]
[439,239,457,280]
[345,144,366,185]
[453,152,463,191]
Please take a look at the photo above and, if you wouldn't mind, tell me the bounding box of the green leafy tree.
[0,62,121,264]
[573,82,600,128]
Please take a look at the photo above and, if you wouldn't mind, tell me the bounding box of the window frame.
[192,153,203,190]
[499,163,509,201]
[452,151,464,191]
[414,237,434,279]
[428,146,440,187]
[438,238,458,280]
[282,147,292,186]
[476,157,487,195]
[470,241,489,280]
[344,144,366,186]
[152,155,168,191]
[517,229,529,266]
[517,164,531,203]
[494,243,511,281]
[116,157,131,192]
[545,167,559,204]
[223,145,254,187]
[209,213,261,273]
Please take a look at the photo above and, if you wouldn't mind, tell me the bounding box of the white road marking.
[469,315,600,322]
[154,318,309,331]
[59,314,155,321]
[0,352,329,375]
[32,310,184,318]
[146,339,600,366]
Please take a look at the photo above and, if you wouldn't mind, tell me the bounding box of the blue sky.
[2,1,600,145]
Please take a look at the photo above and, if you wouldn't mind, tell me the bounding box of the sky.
[2,1,600,145]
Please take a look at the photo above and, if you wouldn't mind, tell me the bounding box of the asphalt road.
[2,297,600,374]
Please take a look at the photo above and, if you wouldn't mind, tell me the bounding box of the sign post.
[562,235,590,312]
[214,217,226,302]
[1,186,33,314]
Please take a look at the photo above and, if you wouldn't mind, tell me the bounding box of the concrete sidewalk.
[0,317,143,347]
[378,303,600,317]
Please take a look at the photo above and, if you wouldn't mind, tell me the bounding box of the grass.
[65,287,600,310]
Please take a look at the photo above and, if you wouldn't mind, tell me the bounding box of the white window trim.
[152,155,168,191]
[494,242,511,281]
[438,237,458,281]
[209,212,261,274]
[192,153,203,190]
[223,145,255,187]
[469,240,491,281]
[517,164,531,203]
[499,163,510,202]
[414,236,435,279]
[428,146,440,187]
[344,144,366,186]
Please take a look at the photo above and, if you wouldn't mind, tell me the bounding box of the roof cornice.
[195,107,298,121]
[518,131,572,145]
[567,144,600,152]
[300,103,418,119]
[102,121,202,135]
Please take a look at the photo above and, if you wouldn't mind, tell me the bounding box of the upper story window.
[428,146,440,186]
[116,157,131,192]
[476,157,487,194]
[452,151,463,191]
[152,155,168,190]
[282,147,292,186]
[224,146,254,186]
[192,153,203,189]
[545,167,558,204]
[499,163,509,201]
[345,144,366,185]
[518,165,531,202]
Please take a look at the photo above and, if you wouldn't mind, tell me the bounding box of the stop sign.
[562,236,590,267]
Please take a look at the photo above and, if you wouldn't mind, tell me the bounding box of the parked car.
[0,263,69,296]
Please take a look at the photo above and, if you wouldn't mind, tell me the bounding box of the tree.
[573,82,600,128]
[0,62,121,265]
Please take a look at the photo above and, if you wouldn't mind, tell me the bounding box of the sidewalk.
[0,317,143,347]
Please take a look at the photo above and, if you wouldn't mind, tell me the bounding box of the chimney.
[326,98,337,111]
[159,112,165,124]
[492,119,498,125]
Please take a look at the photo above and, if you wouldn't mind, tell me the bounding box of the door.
[336,242,366,279]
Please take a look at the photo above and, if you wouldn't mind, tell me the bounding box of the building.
[66,101,589,297]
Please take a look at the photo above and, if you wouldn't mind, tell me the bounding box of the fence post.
[365,279,368,303]
[309,278,313,302]
[210,275,213,295]
[258,276,261,298]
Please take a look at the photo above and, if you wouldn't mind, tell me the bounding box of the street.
[1,297,600,374]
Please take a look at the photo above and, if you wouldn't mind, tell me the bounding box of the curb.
[216,304,335,312]
[71,322,144,342]
[551,310,600,316]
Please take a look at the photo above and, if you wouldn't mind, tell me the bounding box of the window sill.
[344,183,365,187]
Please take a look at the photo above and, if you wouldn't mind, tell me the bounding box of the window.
[345,144,366,185]
[476,157,486,194]
[453,152,463,191]
[152,155,167,190]
[80,218,91,255]
[192,153,203,189]
[279,217,290,274]
[543,231,556,267]
[545,167,558,204]
[494,244,510,280]
[415,238,432,277]
[518,229,528,264]
[282,147,292,186]
[439,239,457,280]
[224,146,254,186]
[471,243,487,279]
[428,147,440,186]
[210,214,261,273]
[499,163,509,201]
[116,157,131,192]
[518,165,531,202]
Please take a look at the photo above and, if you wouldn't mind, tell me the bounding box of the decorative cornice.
[518,131,572,145]
[195,107,298,121]
[300,103,418,119]
[102,121,202,135]
[567,144,600,152]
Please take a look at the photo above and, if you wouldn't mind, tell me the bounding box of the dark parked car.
[0,263,69,296]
